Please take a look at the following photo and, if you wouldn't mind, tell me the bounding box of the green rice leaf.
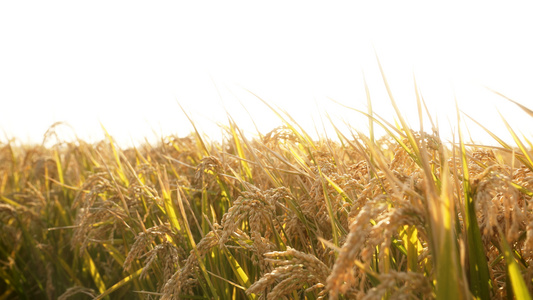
[95,268,143,300]
[499,232,532,300]
[457,102,492,299]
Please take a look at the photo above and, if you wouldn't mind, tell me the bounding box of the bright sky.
[1,2,532,147]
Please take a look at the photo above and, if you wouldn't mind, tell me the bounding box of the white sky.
[1,2,533,147]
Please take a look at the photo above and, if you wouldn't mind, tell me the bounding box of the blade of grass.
[227,117,253,182]
[233,125,282,187]
[485,86,533,117]
[499,112,533,170]
[328,99,419,164]
[157,166,181,232]
[399,225,419,272]
[175,185,220,299]
[317,170,341,247]
[83,250,108,299]
[176,101,211,157]
[53,148,66,193]
[434,150,468,300]
[95,268,143,300]
[464,112,533,171]
[245,89,316,150]
[499,229,532,300]
[363,72,375,147]
[96,150,131,218]
[374,52,422,164]
[457,102,492,299]
[100,124,129,187]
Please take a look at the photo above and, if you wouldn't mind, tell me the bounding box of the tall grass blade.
[227,118,253,182]
[177,101,211,157]
[465,113,533,171]
[101,124,129,187]
[363,72,374,146]
[157,166,181,232]
[499,112,533,170]
[84,250,108,299]
[434,151,468,300]
[234,125,281,187]
[457,102,492,299]
[375,52,422,163]
[246,89,316,150]
[318,169,341,247]
[95,268,143,300]
[499,230,532,300]
[485,87,533,118]
[175,185,219,299]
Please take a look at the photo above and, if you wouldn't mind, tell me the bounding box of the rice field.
[2,75,533,299]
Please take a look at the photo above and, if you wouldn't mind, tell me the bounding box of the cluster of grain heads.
[246,247,330,299]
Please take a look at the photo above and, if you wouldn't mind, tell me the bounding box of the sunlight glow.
[1,2,532,146]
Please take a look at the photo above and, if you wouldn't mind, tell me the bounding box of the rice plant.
[1,75,533,299]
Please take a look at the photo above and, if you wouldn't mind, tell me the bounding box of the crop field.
[2,78,533,299]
